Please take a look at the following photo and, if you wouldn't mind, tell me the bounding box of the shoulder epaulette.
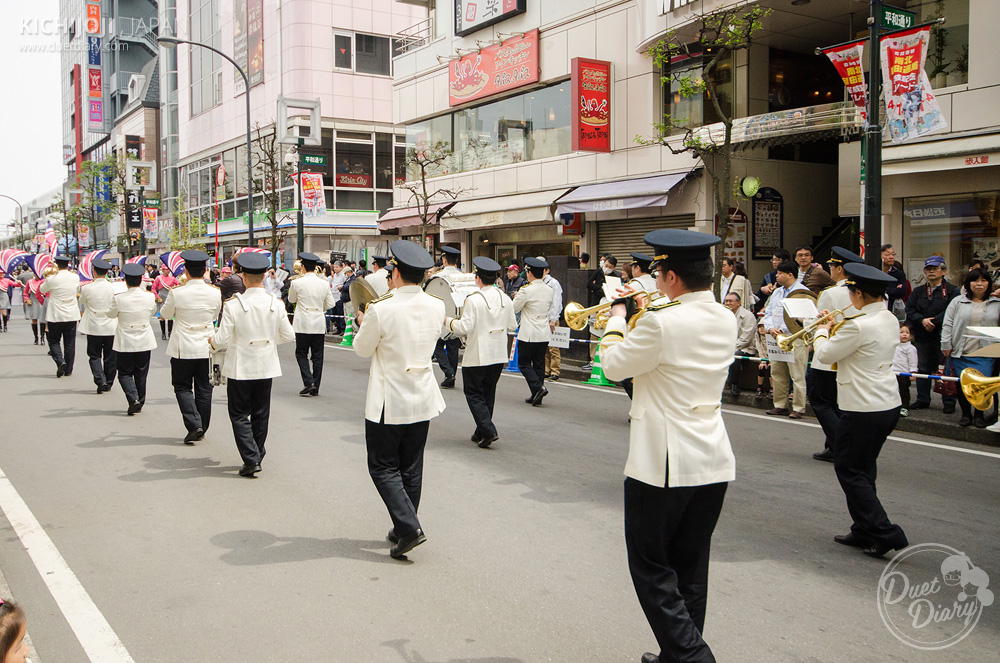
[370,292,395,305]
[844,312,865,320]
[649,300,681,312]
[424,292,442,301]
[208,284,221,290]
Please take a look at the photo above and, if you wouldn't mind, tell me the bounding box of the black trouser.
[171,357,213,434]
[517,340,548,396]
[434,338,461,378]
[46,321,77,372]
[294,333,325,390]
[332,301,345,333]
[833,408,908,550]
[227,378,272,467]
[807,368,840,451]
[159,318,174,336]
[896,375,911,409]
[624,477,728,663]
[462,363,504,440]
[366,417,430,537]
[913,337,955,407]
[622,378,634,400]
[86,335,117,386]
[117,350,151,406]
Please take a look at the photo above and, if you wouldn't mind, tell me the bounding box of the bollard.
[339,314,354,347]
[503,331,521,373]
[583,347,615,386]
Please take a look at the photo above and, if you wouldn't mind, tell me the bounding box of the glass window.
[662,49,733,133]
[335,142,373,189]
[222,150,236,200]
[375,133,393,188]
[236,144,249,196]
[524,82,572,161]
[334,33,352,70]
[336,190,373,211]
[406,114,453,178]
[189,0,221,116]
[917,0,971,88]
[904,192,1000,282]
[355,34,391,76]
[395,146,406,186]
[377,192,394,214]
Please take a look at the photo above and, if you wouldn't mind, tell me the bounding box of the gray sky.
[0,1,66,232]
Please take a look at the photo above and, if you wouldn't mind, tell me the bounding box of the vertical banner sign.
[88,100,103,132]
[142,208,158,238]
[126,190,142,229]
[87,37,101,65]
[77,224,92,249]
[88,68,102,98]
[448,30,539,106]
[571,58,612,152]
[823,40,867,122]
[880,27,948,144]
[233,0,248,95]
[300,173,327,217]
[247,0,264,87]
[85,4,101,33]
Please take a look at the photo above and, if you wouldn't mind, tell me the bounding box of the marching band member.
[433,246,464,388]
[808,246,863,463]
[364,255,391,297]
[209,252,295,477]
[600,229,736,663]
[78,258,118,394]
[621,252,659,400]
[812,262,909,558]
[160,250,222,444]
[444,257,517,448]
[512,257,553,406]
[40,255,81,378]
[353,240,445,560]
[288,252,336,397]
[108,264,157,415]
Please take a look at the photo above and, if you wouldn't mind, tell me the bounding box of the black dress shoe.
[390,529,426,559]
[911,401,930,410]
[960,415,973,427]
[729,384,740,397]
[531,387,548,406]
[641,654,660,663]
[161,333,167,340]
[813,448,835,462]
[238,464,261,477]
[387,528,399,544]
[96,383,107,394]
[525,395,534,403]
[56,363,66,378]
[834,533,866,548]
[471,432,483,443]
[440,376,456,389]
[310,386,319,396]
[183,428,204,445]
[64,372,72,377]
[478,434,498,449]
[127,401,142,416]
[862,543,894,558]
[299,386,314,396]
[943,404,956,414]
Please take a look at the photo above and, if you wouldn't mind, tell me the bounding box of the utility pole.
[863,0,883,267]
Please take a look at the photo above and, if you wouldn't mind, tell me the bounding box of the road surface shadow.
[381,639,523,663]
[45,407,121,418]
[18,389,81,396]
[79,435,186,449]
[210,529,401,566]
[118,454,244,481]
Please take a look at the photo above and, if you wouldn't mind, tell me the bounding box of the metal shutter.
[596,216,694,266]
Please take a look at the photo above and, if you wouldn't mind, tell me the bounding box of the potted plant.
[950,44,969,86]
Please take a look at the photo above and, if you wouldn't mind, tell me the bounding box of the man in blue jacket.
[905,255,958,412]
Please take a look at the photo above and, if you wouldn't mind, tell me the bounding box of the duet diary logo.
[878,543,993,650]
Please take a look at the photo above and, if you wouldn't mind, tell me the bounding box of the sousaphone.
[782,289,819,334]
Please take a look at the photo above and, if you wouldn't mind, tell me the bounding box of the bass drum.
[424,274,479,339]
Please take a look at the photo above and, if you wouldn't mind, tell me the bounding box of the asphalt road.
[0,322,996,663]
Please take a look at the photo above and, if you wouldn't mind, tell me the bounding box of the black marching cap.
[441,246,461,256]
[181,249,210,265]
[473,256,502,273]
[644,229,721,265]
[53,255,71,265]
[122,263,145,278]
[298,252,321,266]
[389,240,434,271]
[630,252,654,271]
[828,246,864,265]
[523,257,548,270]
[91,258,112,271]
[235,252,270,274]
[844,262,897,291]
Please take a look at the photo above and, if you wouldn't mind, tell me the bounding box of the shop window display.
[904,191,1000,283]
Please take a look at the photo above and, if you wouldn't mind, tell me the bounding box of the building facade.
[388,0,991,288]
[166,0,426,266]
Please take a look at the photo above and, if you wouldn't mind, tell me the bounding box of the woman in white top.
[941,268,1000,427]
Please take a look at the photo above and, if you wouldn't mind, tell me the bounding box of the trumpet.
[564,290,656,332]
[775,305,852,352]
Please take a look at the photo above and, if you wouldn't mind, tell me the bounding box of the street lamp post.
[158,36,255,247]
[0,194,24,250]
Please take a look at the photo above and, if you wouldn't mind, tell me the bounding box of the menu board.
[751,187,783,260]
[571,58,612,153]
[716,208,748,264]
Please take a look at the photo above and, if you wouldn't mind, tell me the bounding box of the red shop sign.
[571,58,612,153]
[448,29,540,107]
[336,173,372,189]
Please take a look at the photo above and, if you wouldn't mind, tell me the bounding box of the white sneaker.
[986,421,1000,434]
[581,362,593,370]
[900,408,909,417]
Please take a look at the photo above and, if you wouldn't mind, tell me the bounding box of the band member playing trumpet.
[444,257,517,448]
[353,240,445,560]
[621,252,659,399]
[513,257,553,406]
[600,229,736,663]
[812,262,909,558]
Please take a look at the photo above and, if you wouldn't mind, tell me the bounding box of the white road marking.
[0,468,135,663]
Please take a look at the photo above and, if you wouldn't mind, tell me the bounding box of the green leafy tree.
[74,154,122,252]
[639,5,770,298]
[166,194,205,251]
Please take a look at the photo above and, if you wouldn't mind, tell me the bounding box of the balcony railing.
[113,16,159,52]
[686,101,864,148]
[394,14,434,56]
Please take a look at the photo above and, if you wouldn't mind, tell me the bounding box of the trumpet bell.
[960,368,1000,411]
[564,302,589,331]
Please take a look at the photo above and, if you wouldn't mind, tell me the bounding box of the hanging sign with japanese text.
[455,0,527,38]
[300,172,327,217]
[86,4,101,34]
[448,29,539,107]
[142,208,158,238]
[88,68,102,98]
[571,58,612,152]
[88,37,101,65]
[823,40,867,122]
[880,26,947,144]
[247,0,264,87]
[88,100,103,132]
[233,0,248,94]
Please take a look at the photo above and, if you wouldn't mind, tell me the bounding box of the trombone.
[564,289,656,332]
[775,305,852,352]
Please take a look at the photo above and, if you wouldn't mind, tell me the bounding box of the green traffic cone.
[584,346,615,386]
[339,314,354,347]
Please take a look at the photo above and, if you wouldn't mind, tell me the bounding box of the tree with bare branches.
[402,141,471,249]
[639,4,770,298]
[251,123,290,268]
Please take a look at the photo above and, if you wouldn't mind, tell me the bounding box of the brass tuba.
[960,368,1000,411]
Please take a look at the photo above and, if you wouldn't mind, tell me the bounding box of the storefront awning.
[882,134,1000,176]
[554,172,691,217]
[377,202,455,231]
[443,189,571,230]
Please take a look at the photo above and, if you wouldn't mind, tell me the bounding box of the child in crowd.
[0,599,29,663]
[893,322,918,416]
[754,324,772,402]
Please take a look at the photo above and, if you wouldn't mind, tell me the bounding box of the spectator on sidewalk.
[881,244,909,320]
[761,261,810,419]
[754,249,790,314]
[893,322,918,417]
[719,257,753,309]
[941,267,1000,427]
[906,255,959,413]
[541,260,563,382]
[794,245,836,294]
[724,293,757,397]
